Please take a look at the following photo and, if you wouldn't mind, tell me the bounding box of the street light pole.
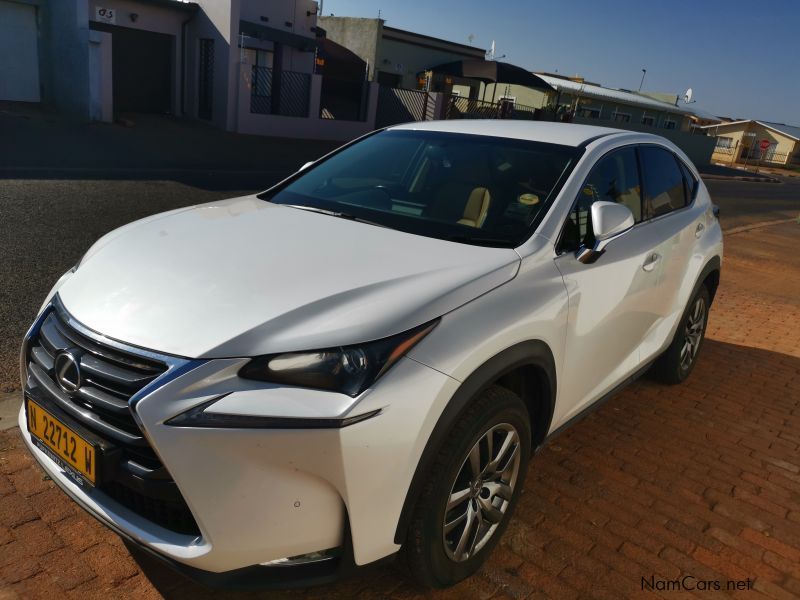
[638,69,647,92]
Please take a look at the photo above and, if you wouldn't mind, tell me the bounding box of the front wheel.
[403,385,531,588]
[651,285,711,384]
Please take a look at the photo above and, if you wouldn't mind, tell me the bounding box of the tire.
[403,385,531,588]
[650,285,711,385]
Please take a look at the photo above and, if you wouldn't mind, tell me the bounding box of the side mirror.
[576,201,634,264]
[299,161,314,172]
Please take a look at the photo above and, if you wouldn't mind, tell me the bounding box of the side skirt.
[535,359,655,452]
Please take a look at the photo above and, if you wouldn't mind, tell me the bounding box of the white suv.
[19,121,722,588]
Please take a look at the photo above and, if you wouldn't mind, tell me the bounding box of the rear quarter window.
[640,146,687,218]
[677,159,699,203]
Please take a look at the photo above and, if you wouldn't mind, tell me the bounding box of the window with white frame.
[577,106,601,119]
[715,136,735,149]
[612,110,631,123]
[663,119,677,130]
[641,115,655,126]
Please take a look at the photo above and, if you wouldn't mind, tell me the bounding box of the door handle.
[695,223,705,238]
[642,253,661,272]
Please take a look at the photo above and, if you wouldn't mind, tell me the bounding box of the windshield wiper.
[282,204,389,229]
[445,234,515,248]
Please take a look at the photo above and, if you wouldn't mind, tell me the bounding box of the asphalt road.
[704,177,800,229]
[0,174,798,397]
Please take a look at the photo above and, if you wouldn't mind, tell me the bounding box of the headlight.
[238,320,438,397]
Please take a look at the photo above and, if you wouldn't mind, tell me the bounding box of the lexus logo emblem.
[54,350,82,393]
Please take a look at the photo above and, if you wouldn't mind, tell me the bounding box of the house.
[698,120,800,167]
[1,0,380,140]
[317,16,486,90]
[482,73,698,132]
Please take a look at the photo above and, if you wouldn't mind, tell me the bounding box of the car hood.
[58,196,521,358]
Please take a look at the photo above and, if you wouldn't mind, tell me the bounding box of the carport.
[428,59,554,102]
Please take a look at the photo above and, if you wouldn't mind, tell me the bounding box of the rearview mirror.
[577,201,635,264]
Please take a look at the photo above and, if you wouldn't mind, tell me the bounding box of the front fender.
[393,339,556,545]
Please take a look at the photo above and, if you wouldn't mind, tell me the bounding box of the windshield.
[260,130,580,247]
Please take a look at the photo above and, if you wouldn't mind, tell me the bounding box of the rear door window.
[640,146,687,218]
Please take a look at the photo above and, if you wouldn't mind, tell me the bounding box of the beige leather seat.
[458,187,491,228]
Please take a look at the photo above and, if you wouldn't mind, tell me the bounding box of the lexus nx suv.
[19,121,722,588]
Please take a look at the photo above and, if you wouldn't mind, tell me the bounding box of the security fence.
[445,95,539,121]
[375,87,435,128]
[250,67,311,118]
[713,143,792,166]
[374,87,543,129]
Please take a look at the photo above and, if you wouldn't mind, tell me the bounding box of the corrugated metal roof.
[536,74,695,116]
[758,121,800,141]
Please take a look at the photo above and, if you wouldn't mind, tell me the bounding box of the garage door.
[91,23,173,114]
[0,1,41,102]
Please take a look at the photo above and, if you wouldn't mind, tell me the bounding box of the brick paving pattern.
[1,222,799,599]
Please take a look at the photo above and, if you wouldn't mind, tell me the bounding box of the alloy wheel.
[442,423,521,562]
[680,296,706,370]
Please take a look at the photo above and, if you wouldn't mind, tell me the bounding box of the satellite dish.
[684,88,694,103]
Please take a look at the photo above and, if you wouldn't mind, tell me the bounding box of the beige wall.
[318,17,382,79]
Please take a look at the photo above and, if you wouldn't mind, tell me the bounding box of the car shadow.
[124,338,800,598]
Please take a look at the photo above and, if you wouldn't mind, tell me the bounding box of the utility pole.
[638,69,647,92]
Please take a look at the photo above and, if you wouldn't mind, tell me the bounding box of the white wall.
[189,0,238,130]
[88,30,112,121]
[0,1,41,102]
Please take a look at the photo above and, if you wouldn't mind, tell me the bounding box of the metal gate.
[375,87,435,128]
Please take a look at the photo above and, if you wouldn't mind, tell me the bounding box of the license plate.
[26,398,97,485]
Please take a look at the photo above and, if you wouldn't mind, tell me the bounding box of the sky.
[322,0,800,125]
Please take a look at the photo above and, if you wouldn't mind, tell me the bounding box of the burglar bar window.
[612,110,631,123]
[577,106,601,119]
[715,136,735,149]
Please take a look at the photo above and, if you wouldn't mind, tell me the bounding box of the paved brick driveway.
[1,222,799,599]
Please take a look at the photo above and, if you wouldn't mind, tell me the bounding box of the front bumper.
[20,311,460,579]
[19,411,353,589]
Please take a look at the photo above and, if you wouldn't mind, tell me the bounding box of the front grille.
[25,301,201,536]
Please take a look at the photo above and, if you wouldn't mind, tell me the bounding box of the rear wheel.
[651,285,710,384]
[403,385,531,588]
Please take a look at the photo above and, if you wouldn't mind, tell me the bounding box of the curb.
[701,174,781,183]
[0,392,20,432]
[724,217,798,236]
